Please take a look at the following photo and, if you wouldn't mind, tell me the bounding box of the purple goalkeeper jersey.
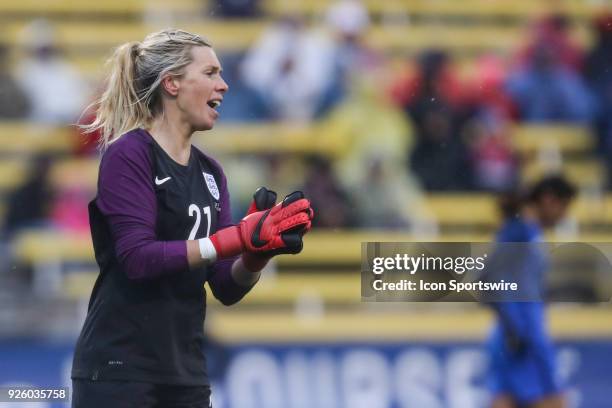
[72,128,251,385]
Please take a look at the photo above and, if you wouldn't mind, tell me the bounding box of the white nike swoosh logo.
[155,176,171,185]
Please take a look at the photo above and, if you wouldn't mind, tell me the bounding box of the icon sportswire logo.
[155,176,171,186]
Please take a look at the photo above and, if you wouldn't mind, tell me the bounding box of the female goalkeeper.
[71,29,313,408]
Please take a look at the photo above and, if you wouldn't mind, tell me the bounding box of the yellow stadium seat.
[11,230,481,267]
[263,0,599,20]
[208,307,612,342]
[4,21,592,77]
[0,122,340,156]
[14,229,94,264]
[12,227,612,273]
[512,124,594,155]
[62,270,361,305]
[62,269,99,300]
[0,0,599,20]
[0,0,199,16]
[424,193,499,227]
[194,123,344,157]
[5,21,268,55]
[0,159,28,192]
[367,23,590,54]
[571,194,612,225]
[0,123,74,154]
[521,159,606,188]
[48,157,99,190]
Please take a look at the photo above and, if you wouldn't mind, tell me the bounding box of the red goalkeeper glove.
[246,186,277,216]
[210,189,313,261]
[241,187,278,271]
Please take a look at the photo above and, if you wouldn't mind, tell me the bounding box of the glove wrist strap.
[210,226,244,259]
[197,237,218,262]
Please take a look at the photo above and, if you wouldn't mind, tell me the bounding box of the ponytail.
[81,29,211,150]
[82,42,146,149]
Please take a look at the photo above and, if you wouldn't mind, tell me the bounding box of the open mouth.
[207,99,221,109]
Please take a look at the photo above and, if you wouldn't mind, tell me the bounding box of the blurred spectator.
[47,159,96,234]
[323,67,413,187]
[16,20,89,125]
[393,50,474,191]
[320,68,433,232]
[465,54,516,121]
[326,0,370,37]
[584,13,612,187]
[2,155,53,237]
[461,55,520,191]
[465,112,520,191]
[390,50,466,112]
[0,45,30,119]
[265,154,308,199]
[240,16,336,121]
[209,0,261,18]
[239,0,377,122]
[516,13,584,73]
[506,43,593,123]
[211,52,270,122]
[318,0,382,116]
[73,107,101,155]
[352,156,414,229]
[49,186,91,234]
[409,102,474,191]
[73,85,106,156]
[300,156,354,229]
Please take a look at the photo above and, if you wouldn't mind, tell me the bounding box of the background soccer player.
[488,176,576,408]
[70,29,314,408]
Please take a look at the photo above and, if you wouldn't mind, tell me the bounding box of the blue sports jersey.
[496,216,542,242]
[487,217,562,404]
[493,218,547,338]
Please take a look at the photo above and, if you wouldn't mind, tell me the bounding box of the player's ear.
[161,74,180,97]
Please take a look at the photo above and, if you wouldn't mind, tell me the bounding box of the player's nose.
[217,76,229,94]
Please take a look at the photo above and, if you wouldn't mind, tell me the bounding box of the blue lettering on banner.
[0,340,609,407]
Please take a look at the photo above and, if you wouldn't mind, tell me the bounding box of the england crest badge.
[203,172,220,200]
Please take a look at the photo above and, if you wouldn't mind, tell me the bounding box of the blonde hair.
[83,28,211,149]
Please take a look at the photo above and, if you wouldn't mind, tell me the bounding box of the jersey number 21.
[188,204,211,239]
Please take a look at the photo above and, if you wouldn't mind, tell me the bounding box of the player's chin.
[193,116,217,132]
[198,122,215,131]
